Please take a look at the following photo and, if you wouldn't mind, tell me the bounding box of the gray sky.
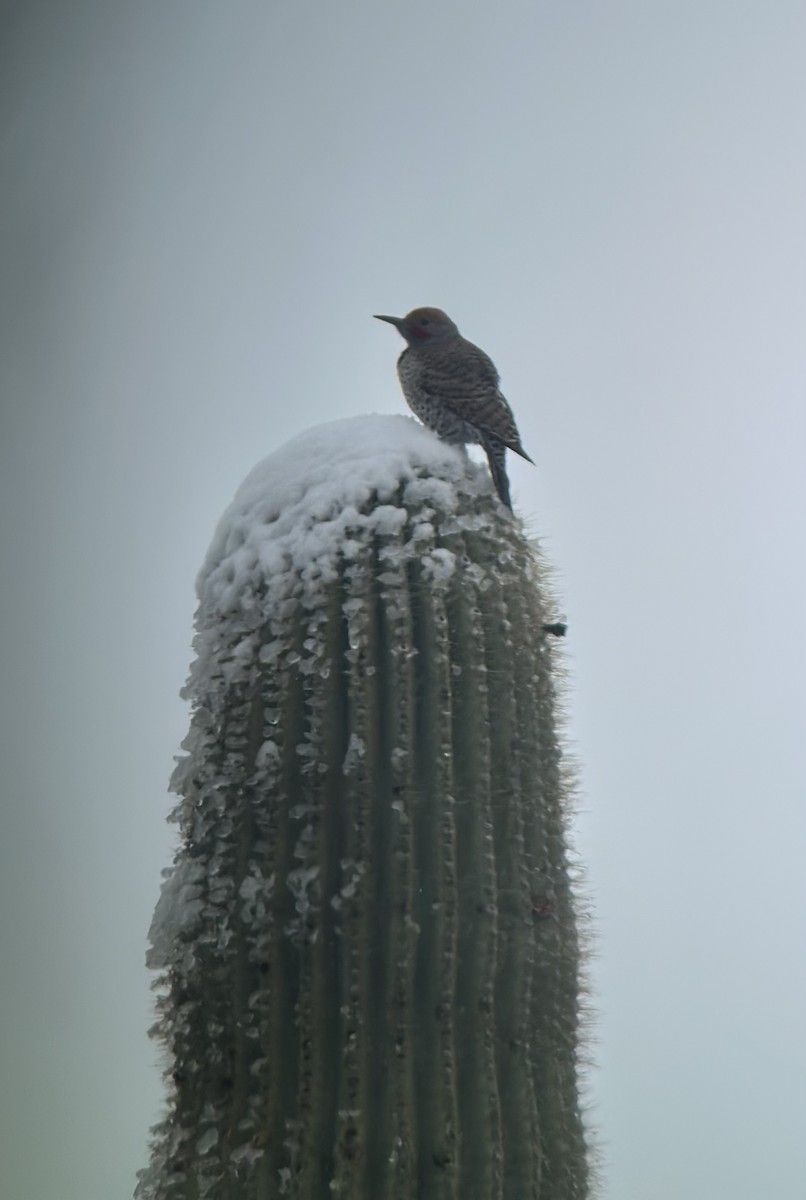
[1,2,805,1197]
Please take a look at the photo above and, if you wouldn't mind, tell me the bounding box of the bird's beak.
[373,314,404,329]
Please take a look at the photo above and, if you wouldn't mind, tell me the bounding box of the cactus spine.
[137,417,589,1200]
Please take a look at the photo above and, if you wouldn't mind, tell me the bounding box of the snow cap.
[197,414,491,616]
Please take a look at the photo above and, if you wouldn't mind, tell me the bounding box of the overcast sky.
[1,2,805,1198]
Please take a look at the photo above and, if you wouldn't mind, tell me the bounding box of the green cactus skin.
[137,421,590,1200]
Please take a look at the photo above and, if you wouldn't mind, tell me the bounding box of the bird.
[374,306,533,510]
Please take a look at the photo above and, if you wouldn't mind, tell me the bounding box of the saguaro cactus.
[137,415,589,1200]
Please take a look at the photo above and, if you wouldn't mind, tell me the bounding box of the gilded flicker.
[374,306,534,510]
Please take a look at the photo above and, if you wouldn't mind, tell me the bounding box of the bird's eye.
[421,318,430,326]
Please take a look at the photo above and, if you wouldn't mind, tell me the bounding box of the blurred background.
[1,2,805,1197]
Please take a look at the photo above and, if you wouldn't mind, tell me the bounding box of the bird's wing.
[414,343,532,459]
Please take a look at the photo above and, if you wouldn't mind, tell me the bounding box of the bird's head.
[374,307,460,346]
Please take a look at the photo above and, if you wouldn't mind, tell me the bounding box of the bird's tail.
[481,433,513,510]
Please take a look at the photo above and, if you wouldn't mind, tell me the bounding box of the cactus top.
[197,414,502,619]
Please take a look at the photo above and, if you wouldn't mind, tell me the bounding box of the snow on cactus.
[137,415,590,1200]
